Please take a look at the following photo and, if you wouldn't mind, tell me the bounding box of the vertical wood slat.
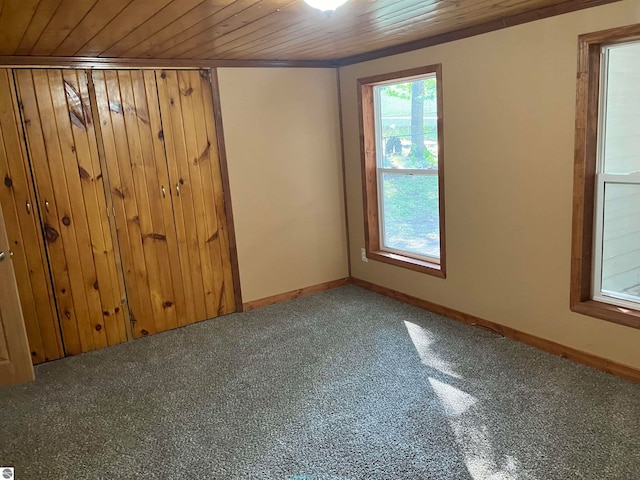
[14,69,125,355]
[112,70,168,335]
[62,69,127,346]
[140,69,188,331]
[15,69,84,355]
[157,69,236,321]
[92,70,156,338]
[156,71,207,324]
[174,70,217,317]
[185,70,224,315]
[87,72,134,342]
[93,69,185,338]
[200,70,237,312]
[156,70,207,324]
[0,69,63,363]
[44,69,106,352]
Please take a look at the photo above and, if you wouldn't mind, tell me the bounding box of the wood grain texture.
[0,204,35,386]
[93,69,184,338]
[351,278,640,384]
[0,0,620,63]
[0,69,63,364]
[570,23,640,329]
[243,278,350,312]
[0,56,336,69]
[209,69,243,312]
[156,69,237,323]
[14,69,126,355]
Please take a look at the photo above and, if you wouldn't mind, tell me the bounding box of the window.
[571,25,640,329]
[358,65,445,277]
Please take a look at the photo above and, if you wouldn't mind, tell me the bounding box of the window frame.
[358,64,446,278]
[571,24,640,329]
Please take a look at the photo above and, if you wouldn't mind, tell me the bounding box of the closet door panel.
[198,71,236,313]
[14,69,125,355]
[156,70,208,323]
[0,69,62,363]
[93,70,185,338]
[62,70,128,347]
[138,71,189,331]
[156,70,235,321]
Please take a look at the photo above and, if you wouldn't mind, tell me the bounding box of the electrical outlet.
[361,248,368,263]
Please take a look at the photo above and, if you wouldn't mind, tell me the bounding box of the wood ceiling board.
[102,0,224,58]
[152,0,299,58]
[0,0,41,55]
[52,0,134,56]
[201,0,479,60]
[188,1,331,58]
[220,0,454,59]
[338,0,619,64]
[0,0,622,63]
[132,0,265,59]
[29,0,99,55]
[217,0,558,60]
[15,0,65,55]
[178,3,299,59]
[73,0,174,57]
[149,0,294,60]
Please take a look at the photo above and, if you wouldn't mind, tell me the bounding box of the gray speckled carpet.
[1,285,639,479]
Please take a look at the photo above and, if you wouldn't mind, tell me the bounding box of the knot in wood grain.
[44,224,59,243]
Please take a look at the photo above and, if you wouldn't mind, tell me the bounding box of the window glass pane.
[603,42,640,174]
[376,77,438,170]
[381,173,440,259]
[601,183,640,301]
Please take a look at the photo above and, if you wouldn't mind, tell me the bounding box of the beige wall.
[339,0,640,369]
[218,68,348,303]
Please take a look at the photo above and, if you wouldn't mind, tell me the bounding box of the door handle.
[162,186,166,198]
[45,200,50,213]
[26,201,31,214]
[176,184,180,197]
[0,251,5,262]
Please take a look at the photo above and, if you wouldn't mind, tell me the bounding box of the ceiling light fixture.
[303,0,349,13]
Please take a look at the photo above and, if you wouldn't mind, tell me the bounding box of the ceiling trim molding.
[336,0,622,66]
[0,56,338,69]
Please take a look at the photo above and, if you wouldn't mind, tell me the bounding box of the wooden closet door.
[156,70,236,320]
[0,204,35,386]
[14,69,127,355]
[92,70,187,338]
[0,69,62,363]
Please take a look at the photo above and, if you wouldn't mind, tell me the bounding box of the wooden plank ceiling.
[0,0,615,64]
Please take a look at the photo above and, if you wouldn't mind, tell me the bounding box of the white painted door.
[0,206,34,386]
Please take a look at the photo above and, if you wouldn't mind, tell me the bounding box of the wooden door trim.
[209,68,243,312]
